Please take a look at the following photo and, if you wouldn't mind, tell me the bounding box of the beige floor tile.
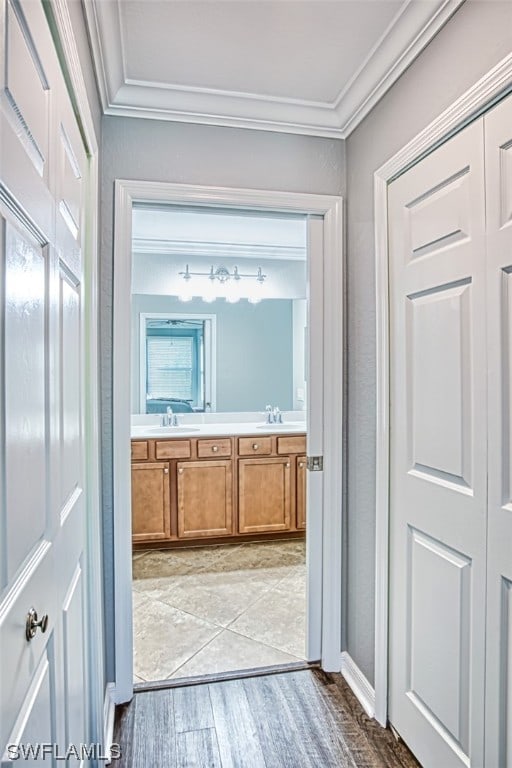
[169,629,301,679]
[132,540,306,681]
[229,583,306,659]
[134,568,283,627]
[132,544,233,581]
[220,540,305,572]
[132,592,221,681]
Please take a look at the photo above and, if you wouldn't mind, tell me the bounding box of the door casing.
[112,181,344,704]
[374,52,512,726]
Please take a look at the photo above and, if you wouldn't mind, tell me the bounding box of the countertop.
[131,421,306,439]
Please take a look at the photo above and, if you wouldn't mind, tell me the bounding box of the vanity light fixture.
[180,264,267,284]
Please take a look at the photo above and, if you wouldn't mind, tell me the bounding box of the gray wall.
[345,0,512,684]
[131,295,294,412]
[100,119,345,678]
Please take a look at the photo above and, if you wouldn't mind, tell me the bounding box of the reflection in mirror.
[142,316,213,413]
[131,205,307,414]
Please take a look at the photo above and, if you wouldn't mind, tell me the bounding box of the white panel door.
[388,120,487,768]
[0,0,90,760]
[484,93,512,768]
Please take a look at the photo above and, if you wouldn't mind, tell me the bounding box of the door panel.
[177,460,233,538]
[388,119,487,768]
[4,220,49,577]
[0,0,92,757]
[131,462,171,541]
[407,279,472,487]
[238,457,291,533]
[484,93,512,768]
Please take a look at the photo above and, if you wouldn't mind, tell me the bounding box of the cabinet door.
[131,462,171,542]
[239,457,291,533]
[177,460,233,538]
[297,456,307,530]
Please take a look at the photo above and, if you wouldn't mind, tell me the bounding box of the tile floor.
[132,539,306,682]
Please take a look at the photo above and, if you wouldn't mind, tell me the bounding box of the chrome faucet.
[161,406,179,427]
[264,405,283,424]
[273,406,283,424]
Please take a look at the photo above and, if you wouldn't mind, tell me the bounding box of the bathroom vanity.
[130,425,307,548]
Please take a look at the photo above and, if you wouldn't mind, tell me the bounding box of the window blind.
[147,335,194,401]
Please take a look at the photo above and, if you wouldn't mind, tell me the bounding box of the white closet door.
[484,93,512,768]
[388,120,487,768]
[0,0,90,758]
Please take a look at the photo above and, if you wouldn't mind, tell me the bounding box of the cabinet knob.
[252,443,259,450]
[164,467,169,474]
[286,462,291,468]
[178,468,184,474]
[212,445,219,452]
[299,462,305,468]
[26,608,48,641]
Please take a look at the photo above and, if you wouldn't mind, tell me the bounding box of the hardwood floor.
[114,669,420,767]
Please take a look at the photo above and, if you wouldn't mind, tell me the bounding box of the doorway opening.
[112,180,343,704]
[129,204,311,683]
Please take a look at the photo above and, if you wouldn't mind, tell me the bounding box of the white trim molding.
[340,652,376,719]
[373,53,512,728]
[112,181,344,701]
[84,0,464,139]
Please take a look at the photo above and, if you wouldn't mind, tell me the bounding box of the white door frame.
[112,180,344,704]
[374,53,512,727]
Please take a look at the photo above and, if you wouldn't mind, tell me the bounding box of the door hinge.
[306,456,323,472]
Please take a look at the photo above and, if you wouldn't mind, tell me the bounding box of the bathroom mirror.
[131,204,307,414]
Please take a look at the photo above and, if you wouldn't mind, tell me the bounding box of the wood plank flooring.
[114,669,420,767]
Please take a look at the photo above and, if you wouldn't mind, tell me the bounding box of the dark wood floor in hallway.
[114,669,420,767]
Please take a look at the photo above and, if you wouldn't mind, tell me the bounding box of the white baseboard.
[103,683,116,765]
[340,652,376,719]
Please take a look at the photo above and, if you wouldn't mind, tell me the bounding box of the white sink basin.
[137,426,200,435]
[256,422,305,430]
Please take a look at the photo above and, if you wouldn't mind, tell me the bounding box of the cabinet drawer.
[155,440,191,459]
[277,435,306,455]
[197,438,232,458]
[238,436,272,456]
[131,441,148,461]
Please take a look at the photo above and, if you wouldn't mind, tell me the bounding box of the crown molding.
[84,0,466,138]
[335,0,465,135]
[132,237,306,261]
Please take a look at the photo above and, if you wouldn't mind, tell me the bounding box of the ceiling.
[85,0,464,138]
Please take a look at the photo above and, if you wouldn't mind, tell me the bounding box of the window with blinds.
[146,335,195,401]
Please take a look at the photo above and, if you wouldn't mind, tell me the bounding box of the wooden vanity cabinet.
[131,432,306,547]
[296,456,307,530]
[131,461,171,542]
[238,456,292,533]
[177,459,233,538]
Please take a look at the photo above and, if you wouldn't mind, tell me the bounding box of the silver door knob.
[26,608,48,641]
